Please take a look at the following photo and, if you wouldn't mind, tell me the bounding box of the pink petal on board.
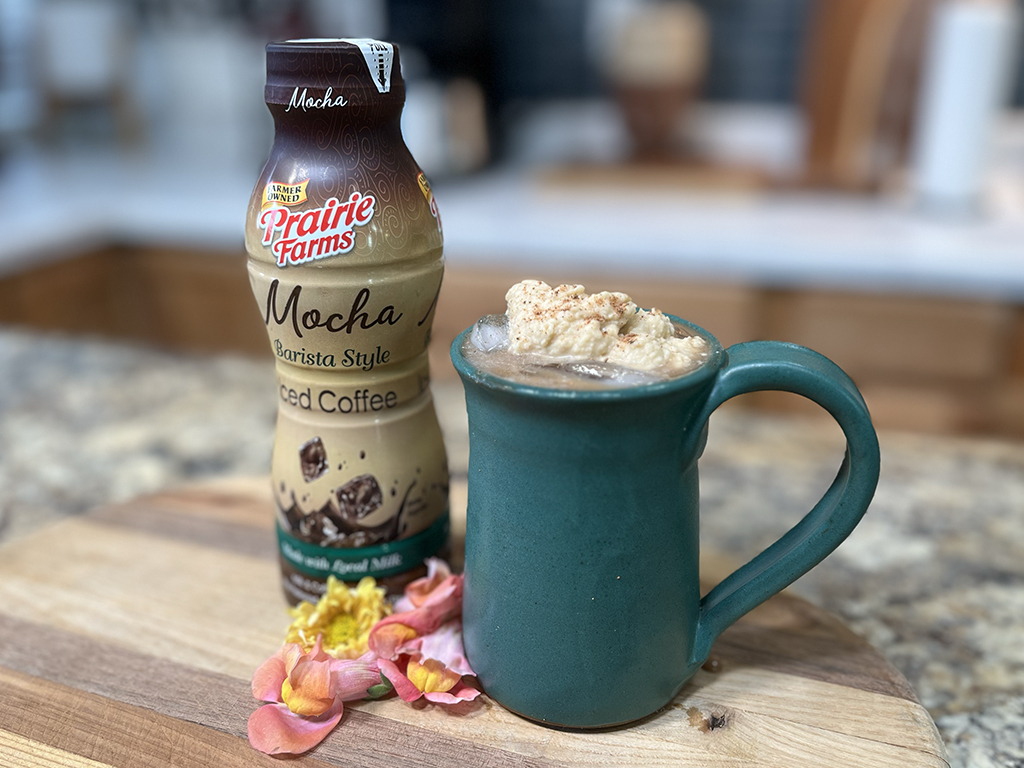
[251,648,289,703]
[247,698,344,755]
[377,657,424,703]
[423,680,481,705]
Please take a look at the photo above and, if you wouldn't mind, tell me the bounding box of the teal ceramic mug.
[450,318,880,728]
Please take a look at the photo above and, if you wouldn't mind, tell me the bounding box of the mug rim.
[450,313,725,401]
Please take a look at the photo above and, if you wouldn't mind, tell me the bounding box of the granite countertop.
[2,328,1022,767]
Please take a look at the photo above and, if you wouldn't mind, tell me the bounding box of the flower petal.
[284,576,390,658]
[282,656,334,717]
[415,620,474,677]
[307,634,331,663]
[419,574,463,612]
[281,643,306,677]
[423,680,481,705]
[400,558,453,611]
[247,698,344,755]
[330,653,385,701]
[377,657,424,703]
[392,595,415,614]
[369,575,464,658]
[368,622,419,660]
[406,656,460,694]
[251,648,289,703]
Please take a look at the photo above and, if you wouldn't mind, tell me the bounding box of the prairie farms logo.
[259,190,376,268]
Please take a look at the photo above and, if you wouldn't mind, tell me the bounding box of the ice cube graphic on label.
[299,437,329,482]
[337,473,384,522]
[345,39,394,93]
[298,501,343,545]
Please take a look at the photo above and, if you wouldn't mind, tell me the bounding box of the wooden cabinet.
[1,249,1019,437]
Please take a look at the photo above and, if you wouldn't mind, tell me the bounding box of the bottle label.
[259,190,376,268]
[277,511,449,580]
[270,394,449,575]
[275,358,429,415]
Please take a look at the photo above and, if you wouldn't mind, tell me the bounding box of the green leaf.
[364,672,394,700]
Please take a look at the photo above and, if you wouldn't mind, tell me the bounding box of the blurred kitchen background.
[2,0,1024,435]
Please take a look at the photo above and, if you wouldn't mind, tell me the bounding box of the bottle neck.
[267,101,403,150]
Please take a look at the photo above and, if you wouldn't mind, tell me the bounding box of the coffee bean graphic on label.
[299,437,328,482]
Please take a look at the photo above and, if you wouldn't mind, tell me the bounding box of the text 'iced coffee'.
[246,39,448,604]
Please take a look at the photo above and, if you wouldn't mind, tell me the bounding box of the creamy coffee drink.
[246,40,449,605]
[463,280,710,389]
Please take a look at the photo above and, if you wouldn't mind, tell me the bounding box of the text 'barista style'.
[245,38,449,605]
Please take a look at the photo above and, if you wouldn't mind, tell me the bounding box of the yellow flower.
[285,576,391,658]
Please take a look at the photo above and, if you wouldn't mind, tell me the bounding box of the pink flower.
[393,557,452,613]
[247,637,380,755]
[378,654,480,705]
[368,569,464,659]
[373,567,480,706]
[397,620,474,677]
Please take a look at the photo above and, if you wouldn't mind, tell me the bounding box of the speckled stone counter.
[2,328,1021,768]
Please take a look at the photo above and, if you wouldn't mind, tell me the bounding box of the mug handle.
[689,340,881,667]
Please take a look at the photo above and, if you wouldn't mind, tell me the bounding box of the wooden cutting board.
[0,478,947,768]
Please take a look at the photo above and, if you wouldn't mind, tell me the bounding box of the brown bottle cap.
[265,38,404,109]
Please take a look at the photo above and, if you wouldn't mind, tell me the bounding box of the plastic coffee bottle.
[245,39,448,605]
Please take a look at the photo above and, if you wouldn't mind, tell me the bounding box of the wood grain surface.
[0,479,948,767]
